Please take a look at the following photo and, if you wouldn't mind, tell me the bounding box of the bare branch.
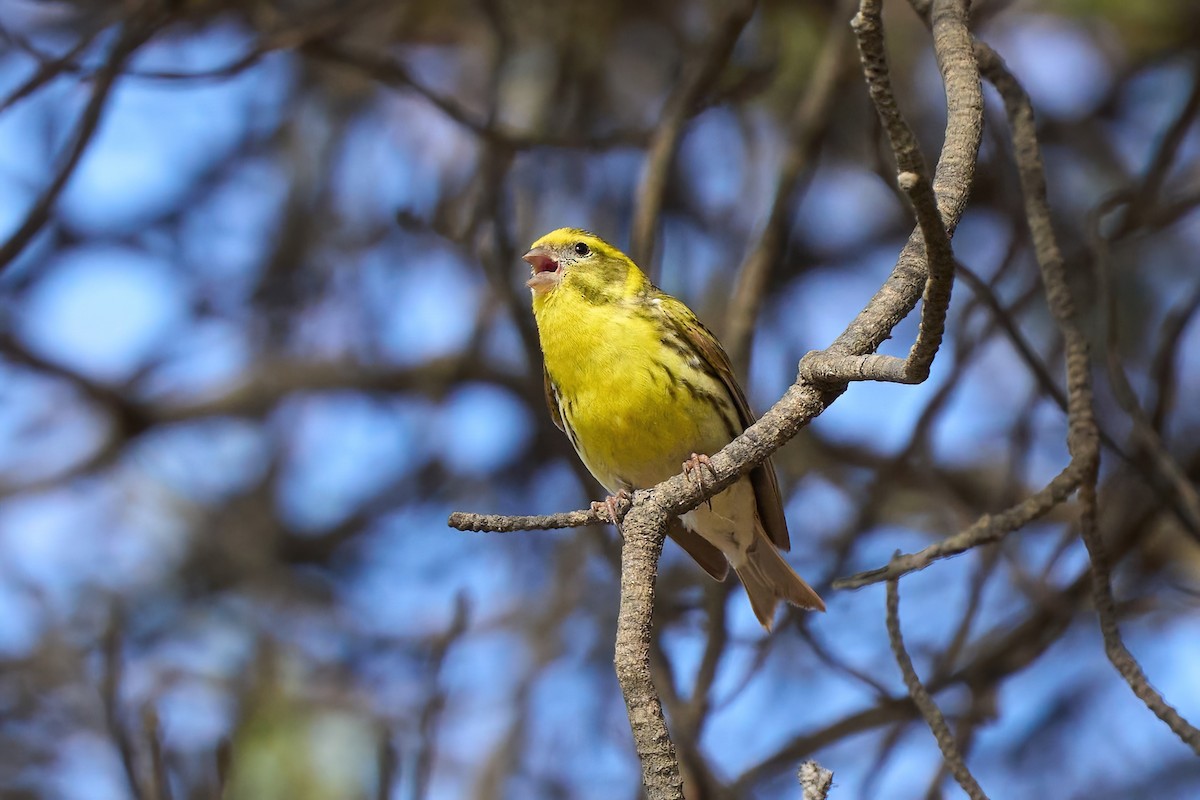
[613,514,683,800]
[303,40,649,152]
[0,26,101,113]
[973,37,1200,756]
[143,706,172,800]
[1116,61,1200,234]
[413,596,472,800]
[1090,210,1200,534]
[798,761,835,800]
[1077,481,1200,755]
[886,576,989,800]
[736,561,1096,794]
[1150,280,1200,431]
[450,2,984,789]
[821,0,981,362]
[801,0,979,386]
[834,461,1083,589]
[449,504,616,533]
[103,609,148,800]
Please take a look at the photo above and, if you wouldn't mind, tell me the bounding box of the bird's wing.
[667,517,728,580]
[660,293,792,552]
[543,364,564,432]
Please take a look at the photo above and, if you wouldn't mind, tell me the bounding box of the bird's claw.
[591,490,631,531]
[682,452,717,511]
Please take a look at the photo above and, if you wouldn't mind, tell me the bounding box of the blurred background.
[1,0,1199,797]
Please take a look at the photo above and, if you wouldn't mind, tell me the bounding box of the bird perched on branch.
[525,228,824,629]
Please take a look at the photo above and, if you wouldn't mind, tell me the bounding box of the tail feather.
[735,537,825,630]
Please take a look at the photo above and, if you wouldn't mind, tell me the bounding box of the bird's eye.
[574,242,590,256]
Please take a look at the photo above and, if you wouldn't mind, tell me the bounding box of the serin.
[525,228,824,630]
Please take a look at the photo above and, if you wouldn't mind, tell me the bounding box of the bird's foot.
[591,490,631,531]
[682,452,717,511]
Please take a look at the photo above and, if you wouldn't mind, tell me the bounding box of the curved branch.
[834,460,1085,589]
[804,0,980,387]
[886,576,989,800]
[971,39,1200,757]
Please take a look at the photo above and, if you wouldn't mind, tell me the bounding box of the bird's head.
[524,228,646,302]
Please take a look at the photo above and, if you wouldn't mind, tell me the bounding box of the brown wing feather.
[662,294,792,552]
[543,364,564,432]
[667,517,729,581]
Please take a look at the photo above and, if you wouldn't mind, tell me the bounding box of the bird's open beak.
[524,247,561,294]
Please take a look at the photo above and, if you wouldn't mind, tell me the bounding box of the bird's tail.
[735,535,825,630]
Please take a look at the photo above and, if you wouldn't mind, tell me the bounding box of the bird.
[524,228,824,629]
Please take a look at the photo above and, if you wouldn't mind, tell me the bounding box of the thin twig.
[1076,481,1200,755]
[1089,205,1200,535]
[1149,280,1200,431]
[886,576,989,800]
[682,580,732,736]
[735,557,1099,794]
[1117,60,1200,235]
[954,258,1070,413]
[449,504,616,533]
[801,0,980,385]
[834,461,1083,588]
[144,707,173,800]
[974,37,1200,756]
[103,609,147,800]
[303,40,649,152]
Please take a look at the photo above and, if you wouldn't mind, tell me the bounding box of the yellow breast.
[533,290,735,492]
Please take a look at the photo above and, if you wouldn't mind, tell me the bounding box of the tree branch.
[798,761,835,800]
[613,512,683,799]
[801,0,979,386]
[834,460,1083,588]
[886,576,989,800]
[450,0,986,789]
[974,28,1200,758]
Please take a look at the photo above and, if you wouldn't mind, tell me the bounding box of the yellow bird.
[525,228,824,629]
